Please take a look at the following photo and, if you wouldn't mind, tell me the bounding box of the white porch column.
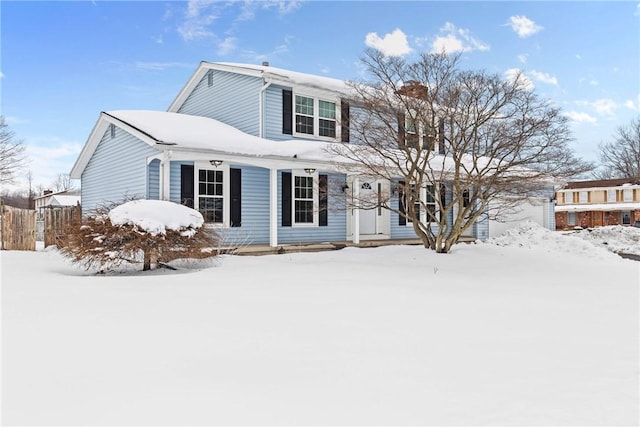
[269,168,278,247]
[160,151,172,201]
[353,176,360,245]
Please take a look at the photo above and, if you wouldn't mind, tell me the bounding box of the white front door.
[359,181,377,235]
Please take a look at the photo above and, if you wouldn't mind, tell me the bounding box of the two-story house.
[555,178,640,229]
[70,61,554,248]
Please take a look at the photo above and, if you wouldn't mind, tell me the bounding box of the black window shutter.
[319,174,328,226]
[230,168,241,227]
[180,164,194,208]
[398,180,406,226]
[397,113,406,146]
[283,90,293,135]
[282,171,292,226]
[340,100,350,143]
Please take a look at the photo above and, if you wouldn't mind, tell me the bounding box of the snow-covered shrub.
[59,199,219,271]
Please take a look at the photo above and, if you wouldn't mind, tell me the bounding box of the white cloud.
[365,28,412,57]
[574,98,621,116]
[239,0,302,20]
[624,99,636,110]
[530,70,558,85]
[217,37,238,56]
[431,34,464,54]
[504,68,534,90]
[592,98,618,116]
[0,71,4,79]
[22,139,83,188]
[134,62,193,71]
[575,54,582,60]
[4,116,29,125]
[517,54,528,64]
[564,111,597,124]
[430,22,490,54]
[507,15,543,38]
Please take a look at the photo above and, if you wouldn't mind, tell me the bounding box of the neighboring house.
[34,189,81,215]
[555,178,640,229]
[70,61,554,247]
[33,189,81,242]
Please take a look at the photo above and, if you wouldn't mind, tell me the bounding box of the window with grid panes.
[294,175,314,223]
[198,169,223,223]
[295,95,314,135]
[318,100,336,137]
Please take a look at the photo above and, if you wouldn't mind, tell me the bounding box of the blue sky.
[2,0,639,191]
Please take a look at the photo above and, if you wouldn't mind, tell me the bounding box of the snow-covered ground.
[2,222,639,425]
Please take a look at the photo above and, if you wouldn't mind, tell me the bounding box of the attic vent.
[262,61,269,67]
[207,70,213,87]
[109,124,115,139]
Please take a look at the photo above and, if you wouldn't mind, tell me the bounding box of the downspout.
[259,79,273,138]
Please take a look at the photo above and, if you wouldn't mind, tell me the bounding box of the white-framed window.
[564,191,573,204]
[567,212,576,226]
[607,189,616,203]
[292,170,318,226]
[623,189,633,202]
[195,163,229,225]
[622,211,631,225]
[294,94,337,139]
[406,184,438,224]
[579,191,588,203]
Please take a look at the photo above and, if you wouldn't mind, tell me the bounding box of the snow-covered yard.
[2,224,639,425]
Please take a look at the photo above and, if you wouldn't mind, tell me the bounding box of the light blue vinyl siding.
[264,84,289,141]
[218,166,271,245]
[167,165,346,245]
[81,126,160,215]
[169,161,193,204]
[147,159,160,200]
[178,70,262,136]
[277,171,347,244]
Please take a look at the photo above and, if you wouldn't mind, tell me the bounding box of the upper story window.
[564,191,573,204]
[607,189,616,202]
[579,191,588,203]
[623,189,633,202]
[318,100,336,137]
[294,94,336,139]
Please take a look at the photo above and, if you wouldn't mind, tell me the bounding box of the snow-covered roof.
[47,195,81,207]
[168,62,354,113]
[108,110,339,160]
[70,110,346,178]
[555,202,640,212]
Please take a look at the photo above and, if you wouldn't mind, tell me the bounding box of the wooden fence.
[43,204,82,248]
[0,205,36,251]
[0,204,81,251]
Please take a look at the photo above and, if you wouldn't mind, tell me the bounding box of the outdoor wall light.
[341,183,350,193]
[210,160,223,167]
[304,168,316,174]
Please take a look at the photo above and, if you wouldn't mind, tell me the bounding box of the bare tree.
[597,116,640,180]
[0,116,27,185]
[51,172,75,192]
[331,50,592,253]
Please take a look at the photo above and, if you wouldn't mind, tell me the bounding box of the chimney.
[262,61,269,67]
[43,189,53,196]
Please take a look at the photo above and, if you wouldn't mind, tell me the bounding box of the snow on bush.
[60,199,218,272]
[109,199,204,237]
